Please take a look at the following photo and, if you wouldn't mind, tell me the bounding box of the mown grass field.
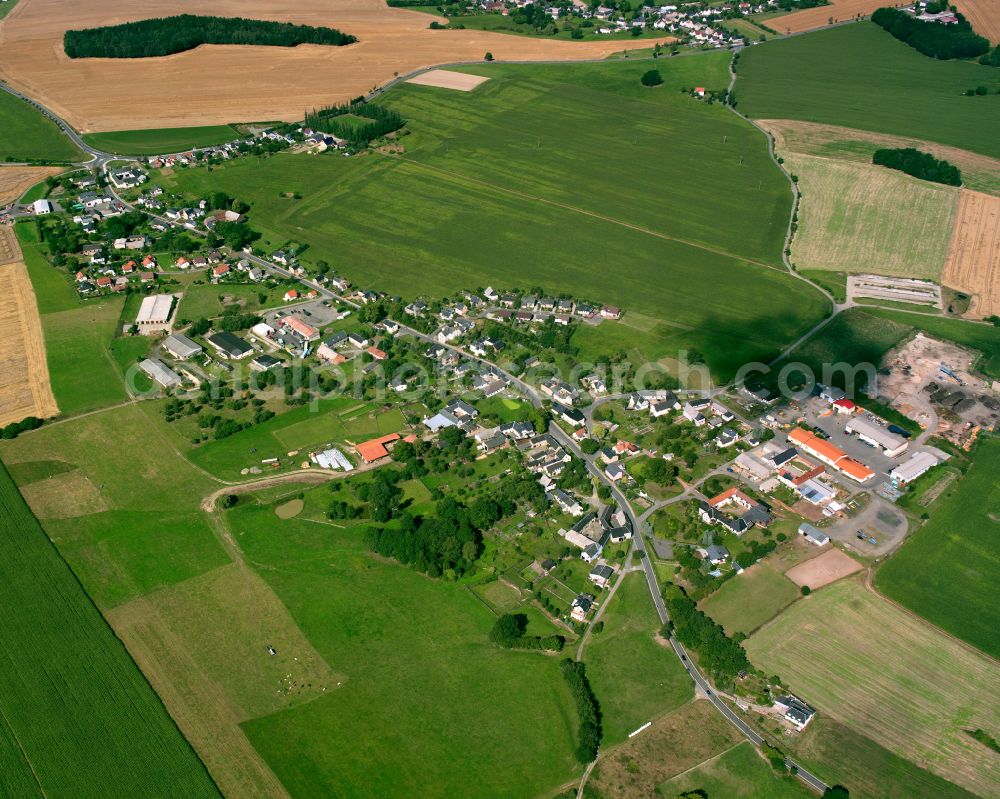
[158,56,829,382]
[788,716,979,799]
[735,23,1000,159]
[876,437,1000,659]
[660,741,814,798]
[176,281,288,320]
[0,403,230,609]
[83,124,241,156]
[0,459,220,798]
[698,560,800,635]
[584,572,693,746]
[745,578,1000,798]
[231,489,583,798]
[786,152,959,279]
[0,88,81,162]
[15,222,133,414]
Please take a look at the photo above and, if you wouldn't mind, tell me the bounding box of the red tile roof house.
[211,264,231,281]
[355,433,402,463]
[366,346,387,361]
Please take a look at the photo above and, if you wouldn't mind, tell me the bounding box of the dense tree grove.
[560,659,602,763]
[365,494,485,577]
[64,15,356,59]
[212,220,260,251]
[1,416,43,440]
[663,585,751,685]
[303,102,405,146]
[489,613,564,651]
[981,44,1000,66]
[872,147,961,186]
[871,8,989,61]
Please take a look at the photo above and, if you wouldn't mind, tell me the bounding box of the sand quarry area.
[0,0,670,132]
[0,166,65,207]
[0,225,58,427]
[942,190,1000,319]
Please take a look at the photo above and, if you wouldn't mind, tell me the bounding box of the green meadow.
[698,560,800,635]
[660,741,814,799]
[735,23,1000,158]
[584,572,693,746]
[159,55,829,382]
[83,125,241,156]
[0,404,230,609]
[0,459,219,798]
[232,491,582,798]
[0,89,82,162]
[876,437,1000,659]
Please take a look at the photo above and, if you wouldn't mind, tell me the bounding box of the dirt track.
[0,225,58,427]
[0,0,670,132]
[942,189,1000,319]
[0,166,65,206]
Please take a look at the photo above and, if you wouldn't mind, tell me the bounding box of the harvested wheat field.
[407,69,489,91]
[747,577,1000,797]
[0,165,64,206]
[784,152,960,278]
[0,226,58,427]
[784,548,861,589]
[760,119,1000,197]
[767,0,891,33]
[954,0,1000,44]
[942,190,1000,318]
[0,0,670,132]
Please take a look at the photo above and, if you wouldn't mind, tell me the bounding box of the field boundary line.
[380,153,789,275]
[0,703,49,798]
[660,739,745,784]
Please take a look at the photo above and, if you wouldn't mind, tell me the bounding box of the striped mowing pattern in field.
[0,459,220,797]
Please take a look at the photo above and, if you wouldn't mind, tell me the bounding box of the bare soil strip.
[784,548,861,589]
[767,0,886,34]
[0,166,64,206]
[0,226,58,427]
[942,189,1000,319]
[407,69,489,91]
[0,0,669,132]
[759,119,1000,197]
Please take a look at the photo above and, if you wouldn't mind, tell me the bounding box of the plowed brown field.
[0,166,64,206]
[0,225,58,427]
[942,190,1000,318]
[0,0,670,132]
[767,0,901,34]
[954,0,1000,43]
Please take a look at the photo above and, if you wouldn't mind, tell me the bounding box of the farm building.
[845,417,908,458]
[161,333,202,360]
[206,331,253,360]
[311,447,354,471]
[355,433,402,463]
[798,523,830,547]
[135,294,175,333]
[139,358,181,388]
[889,451,940,485]
[788,428,875,483]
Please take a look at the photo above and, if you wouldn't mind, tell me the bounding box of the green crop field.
[158,56,829,382]
[0,89,82,162]
[232,491,583,798]
[698,560,800,635]
[0,404,230,608]
[660,741,814,798]
[83,125,241,156]
[0,459,220,798]
[735,23,1000,159]
[876,437,1000,659]
[746,578,1000,798]
[584,573,693,746]
[786,152,959,279]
